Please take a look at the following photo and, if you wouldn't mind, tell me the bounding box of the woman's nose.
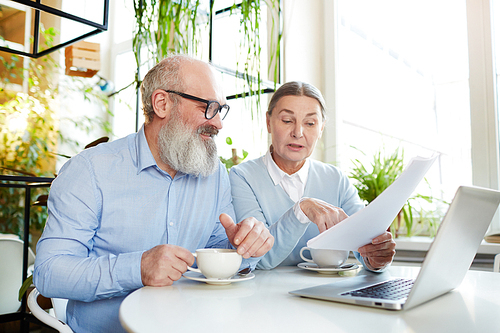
[292,124,303,138]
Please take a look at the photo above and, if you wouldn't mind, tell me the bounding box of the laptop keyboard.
[341,278,415,301]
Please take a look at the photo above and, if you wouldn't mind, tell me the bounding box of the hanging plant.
[229,0,281,119]
[267,0,282,86]
[130,0,281,119]
[133,0,203,64]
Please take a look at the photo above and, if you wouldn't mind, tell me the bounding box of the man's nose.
[208,111,223,129]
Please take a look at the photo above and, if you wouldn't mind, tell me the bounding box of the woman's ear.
[266,112,271,134]
[151,89,171,120]
[319,120,326,138]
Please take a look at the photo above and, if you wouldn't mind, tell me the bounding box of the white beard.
[158,110,219,177]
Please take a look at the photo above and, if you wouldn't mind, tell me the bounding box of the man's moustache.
[197,125,219,137]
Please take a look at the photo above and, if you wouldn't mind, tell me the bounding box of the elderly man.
[34,54,274,332]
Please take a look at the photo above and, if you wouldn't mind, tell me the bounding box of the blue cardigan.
[230,156,366,269]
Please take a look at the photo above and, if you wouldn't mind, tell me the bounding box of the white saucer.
[297,262,359,274]
[183,271,255,285]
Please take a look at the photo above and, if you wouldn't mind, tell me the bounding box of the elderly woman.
[229,81,395,270]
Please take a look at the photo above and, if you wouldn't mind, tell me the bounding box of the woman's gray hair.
[267,81,327,121]
[140,54,195,124]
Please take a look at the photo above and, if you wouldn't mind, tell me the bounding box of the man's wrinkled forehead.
[179,60,225,102]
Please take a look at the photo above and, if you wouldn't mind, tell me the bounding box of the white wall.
[281,0,338,164]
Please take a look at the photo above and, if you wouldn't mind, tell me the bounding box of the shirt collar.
[263,148,309,185]
[135,125,157,174]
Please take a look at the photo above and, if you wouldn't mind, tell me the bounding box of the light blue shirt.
[34,126,252,333]
[230,156,366,269]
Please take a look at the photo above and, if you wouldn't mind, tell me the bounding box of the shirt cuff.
[293,198,311,224]
[116,251,146,290]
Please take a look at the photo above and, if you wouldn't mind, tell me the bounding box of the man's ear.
[151,89,171,120]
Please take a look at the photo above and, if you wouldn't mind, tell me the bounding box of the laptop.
[290,185,500,310]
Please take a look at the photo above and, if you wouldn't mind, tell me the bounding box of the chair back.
[0,237,35,314]
[52,297,68,323]
[28,288,73,333]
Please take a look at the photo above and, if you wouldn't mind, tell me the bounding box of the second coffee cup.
[299,247,349,268]
[187,248,242,279]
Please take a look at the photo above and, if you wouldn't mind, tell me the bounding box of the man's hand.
[219,213,274,259]
[300,198,348,233]
[141,244,194,287]
[357,231,396,270]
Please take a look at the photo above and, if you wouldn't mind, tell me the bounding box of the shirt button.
[169,222,174,226]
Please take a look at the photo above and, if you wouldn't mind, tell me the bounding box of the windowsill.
[395,236,500,255]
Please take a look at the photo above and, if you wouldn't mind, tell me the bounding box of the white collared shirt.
[263,149,311,224]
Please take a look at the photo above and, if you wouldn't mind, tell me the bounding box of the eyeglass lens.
[207,102,230,120]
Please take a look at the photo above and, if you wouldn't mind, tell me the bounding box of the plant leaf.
[19,275,33,301]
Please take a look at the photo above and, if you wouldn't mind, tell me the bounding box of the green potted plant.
[348,147,447,238]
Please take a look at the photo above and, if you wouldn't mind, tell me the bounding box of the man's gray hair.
[140,54,195,124]
[267,81,327,121]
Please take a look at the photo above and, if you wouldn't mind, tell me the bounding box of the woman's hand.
[299,198,348,233]
[357,231,396,270]
[220,213,274,259]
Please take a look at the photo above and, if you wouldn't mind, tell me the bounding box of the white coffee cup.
[299,247,349,268]
[187,248,242,279]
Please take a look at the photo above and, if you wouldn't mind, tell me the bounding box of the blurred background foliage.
[0,27,111,240]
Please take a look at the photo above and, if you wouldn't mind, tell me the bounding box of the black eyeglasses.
[164,90,230,120]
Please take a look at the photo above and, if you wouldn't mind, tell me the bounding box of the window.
[211,0,276,161]
[336,1,471,218]
[333,0,500,233]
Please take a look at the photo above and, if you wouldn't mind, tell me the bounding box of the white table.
[120,266,500,333]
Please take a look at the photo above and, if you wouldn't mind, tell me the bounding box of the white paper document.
[307,155,438,251]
